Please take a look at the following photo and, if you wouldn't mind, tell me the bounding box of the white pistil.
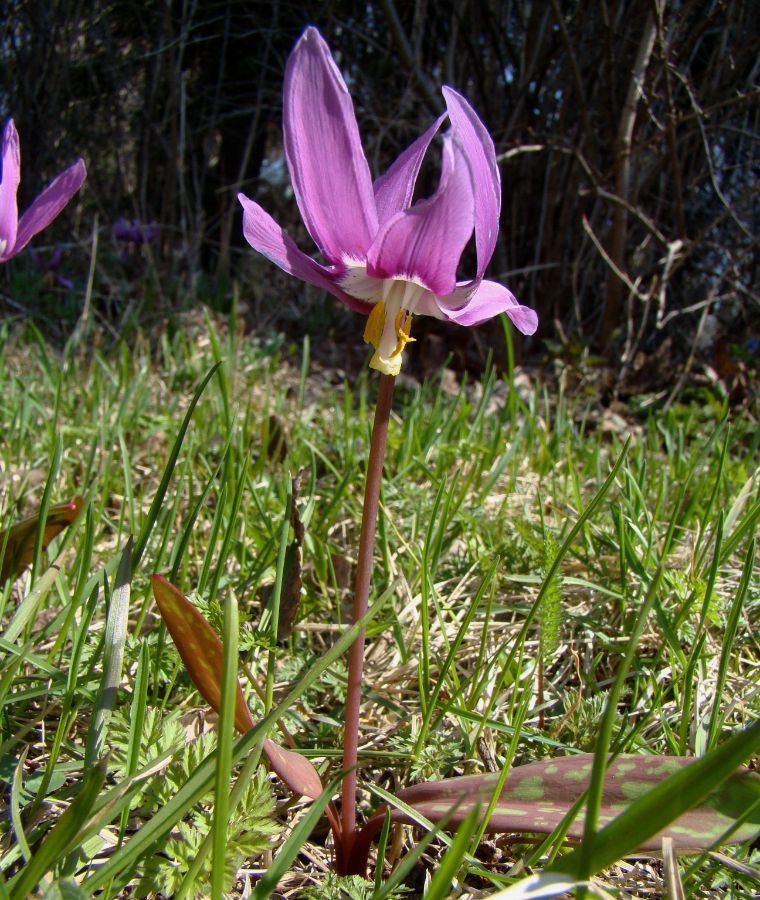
[366,279,424,375]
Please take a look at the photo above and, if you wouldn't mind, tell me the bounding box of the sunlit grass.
[0,311,758,897]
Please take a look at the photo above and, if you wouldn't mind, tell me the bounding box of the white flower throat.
[339,261,426,375]
[363,280,425,376]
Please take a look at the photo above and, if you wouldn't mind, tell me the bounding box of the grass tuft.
[1,316,758,896]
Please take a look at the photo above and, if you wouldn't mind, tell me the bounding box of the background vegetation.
[1,0,758,381]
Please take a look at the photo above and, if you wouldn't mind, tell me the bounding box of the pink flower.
[239,27,537,375]
[0,119,86,264]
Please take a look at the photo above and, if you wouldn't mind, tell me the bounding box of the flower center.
[363,280,423,376]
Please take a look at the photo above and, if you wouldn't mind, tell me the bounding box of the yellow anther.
[391,310,415,358]
[363,298,386,347]
[364,297,416,376]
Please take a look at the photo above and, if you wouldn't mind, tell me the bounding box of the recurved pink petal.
[443,87,500,282]
[0,120,21,261]
[437,279,538,334]
[373,114,446,225]
[283,27,378,264]
[366,136,475,297]
[239,193,372,314]
[13,158,86,258]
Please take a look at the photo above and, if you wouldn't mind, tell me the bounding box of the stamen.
[363,299,386,347]
[390,310,415,358]
[363,282,421,375]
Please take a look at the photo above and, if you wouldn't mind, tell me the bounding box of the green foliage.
[302,873,409,899]
[107,708,187,781]
[394,724,462,783]
[1,322,758,896]
[40,881,88,900]
[133,629,182,686]
[194,590,270,653]
[538,532,562,664]
[555,690,608,751]
[133,734,280,898]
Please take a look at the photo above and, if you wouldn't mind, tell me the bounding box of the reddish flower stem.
[341,372,395,847]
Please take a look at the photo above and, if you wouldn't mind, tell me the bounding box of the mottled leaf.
[152,575,255,734]
[363,754,760,851]
[554,721,760,876]
[151,575,322,799]
[0,495,83,582]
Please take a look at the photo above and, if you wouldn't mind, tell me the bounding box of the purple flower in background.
[0,119,86,264]
[28,246,74,290]
[239,27,537,375]
[112,218,159,245]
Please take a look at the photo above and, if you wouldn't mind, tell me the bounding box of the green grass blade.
[575,565,664,880]
[118,637,151,842]
[208,454,248,606]
[211,584,239,899]
[49,502,95,660]
[466,442,630,757]
[10,751,31,864]
[251,774,342,900]
[168,442,230,583]
[373,807,393,892]
[31,433,62,584]
[176,745,265,899]
[413,558,499,759]
[372,801,464,900]
[707,537,755,749]
[86,537,132,766]
[424,805,482,900]
[131,362,221,571]
[9,762,106,900]
[2,564,62,644]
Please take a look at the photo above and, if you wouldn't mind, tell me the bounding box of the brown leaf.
[263,738,322,800]
[263,413,288,463]
[151,575,255,734]
[151,574,323,798]
[0,495,83,583]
